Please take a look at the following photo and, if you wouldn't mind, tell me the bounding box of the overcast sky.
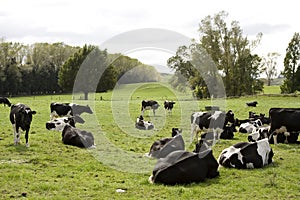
[0,0,298,73]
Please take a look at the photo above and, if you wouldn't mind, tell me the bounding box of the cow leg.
[153,109,156,116]
[284,132,290,144]
[273,134,278,145]
[25,130,30,147]
[12,124,18,145]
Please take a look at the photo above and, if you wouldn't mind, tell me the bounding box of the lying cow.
[50,102,93,122]
[191,110,235,142]
[46,117,95,148]
[238,119,263,133]
[0,97,11,107]
[218,138,273,169]
[141,100,159,116]
[147,128,184,158]
[149,148,219,185]
[164,100,175,114]
[246,101,258,107]
[10,103,36,147]
[135,115,154,130]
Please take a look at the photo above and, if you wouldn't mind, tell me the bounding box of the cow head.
[226,110,235,124]
[46,117,75,131]
[20,107,36,126]
[171,128,182,137]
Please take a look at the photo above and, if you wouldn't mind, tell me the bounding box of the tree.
[261,52,280,86]
[281,32,300,93]
[168,11,263,98]
[58,44,96,95]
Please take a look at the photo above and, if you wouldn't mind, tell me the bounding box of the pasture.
[0,83,300,199]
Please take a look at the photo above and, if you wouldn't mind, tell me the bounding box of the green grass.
[0,83,300,199]
[263,85,281,94]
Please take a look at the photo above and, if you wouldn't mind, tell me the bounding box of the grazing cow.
[0,97,11,107]
[46,117,95,148]
[135,115,154,130]
[164,100,175,114]
[149,149,219,185]
[218,138,273,169]
[238,119,263,133]
[50,102,93,119]
[191,110,235,141]
[246,101,258,107]
[148,128,184,158]
[269,108,300,144]
[9,103,36,147]
[141,100,159,116]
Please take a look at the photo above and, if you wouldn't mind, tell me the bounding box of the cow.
[46,117,95,148]
[141,100,159,116]
[147,128,184,158]
[249,111,270,125]
[149,149,219,185]
[135,115,154,130]
[246,101,258,107]
[218,138,273,169]
[164,100,175,114]
[9,103,36,147]
[50,102,92,123]
[0,97,11,107]
[191,110,235,142]
[220,123,236,139]
[248,126,270,142]
[238,119,263,133]
[269,108,300,144]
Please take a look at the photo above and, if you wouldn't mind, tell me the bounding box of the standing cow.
[191,110,235,142]
[164,100,175,114]
[10,103,36,147]
[269,108,300,144]
[50,102,93,123]
[141,100,159,116]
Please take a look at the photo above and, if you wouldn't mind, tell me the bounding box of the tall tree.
[281,32,300,93]
[58,44,96,94]
[168,11,263,98]
[261,52,280,86]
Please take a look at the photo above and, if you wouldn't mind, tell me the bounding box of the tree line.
[0,40,160,97]
[167,11,300,98]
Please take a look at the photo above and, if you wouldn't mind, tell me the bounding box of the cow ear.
[31,111,37,115]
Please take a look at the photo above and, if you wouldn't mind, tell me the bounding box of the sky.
[0,0,299,73]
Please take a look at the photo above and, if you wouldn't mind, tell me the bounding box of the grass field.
[0,83,300,199]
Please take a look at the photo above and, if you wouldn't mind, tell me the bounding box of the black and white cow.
[191,110,235,141]
[9,103,36,147]
[46,117,95,148]
[135,115,154,130]
[0,97,11,107]
[238,119,263,133]
[246,101,258,107]
[269,108,300,144]
[218,138,273,169]
[147,128,184,158]
[50,102,92,123]
[141,100,159,116]
[149,149,219,185]
[248,126,270,142]
[164,100,175,114]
